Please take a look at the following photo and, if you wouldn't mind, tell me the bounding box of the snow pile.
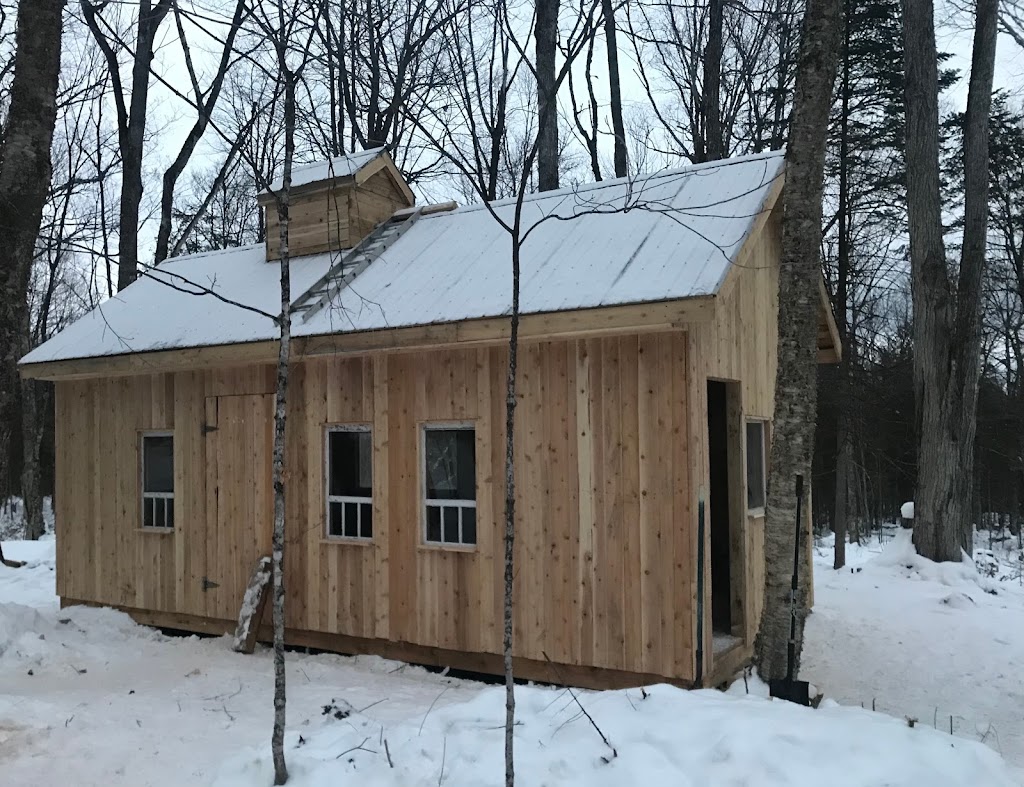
[872,529,992,589]
[210,683,1015,787]
[1,537,1022,786]
[901,501,915,519]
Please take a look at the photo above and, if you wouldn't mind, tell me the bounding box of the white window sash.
[424,498,477,545]
[324,425,373,540]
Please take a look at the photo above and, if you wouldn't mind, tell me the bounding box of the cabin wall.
[55,330,697,682]
[687,206,781,670]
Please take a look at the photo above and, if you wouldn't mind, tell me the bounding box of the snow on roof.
[264,147,385,193]
[22,150,784,366]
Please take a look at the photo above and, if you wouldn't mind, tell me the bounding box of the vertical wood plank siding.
[53,207,781,684]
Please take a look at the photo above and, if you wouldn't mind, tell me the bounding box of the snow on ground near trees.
[0,535,1021,786]
[803,528,1024,776]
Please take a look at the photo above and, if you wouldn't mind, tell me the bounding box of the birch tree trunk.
[903,0,998,562]
[269,61,297,787]
[535,0,559,191]
[755,0,842,681]
[0,0,64,533]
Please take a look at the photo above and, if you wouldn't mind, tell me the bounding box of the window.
[326,426,373,539]
[141,433,174,529]
[423,425,476,546]
[746,420,767,512]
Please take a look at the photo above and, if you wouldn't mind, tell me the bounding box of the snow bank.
[901,501,915,519]
[873,530,991,590]
[210,683,1016,787]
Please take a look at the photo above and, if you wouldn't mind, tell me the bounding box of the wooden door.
[203,393,274,620]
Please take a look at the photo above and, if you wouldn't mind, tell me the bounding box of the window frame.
[420,421,478,549]
[324,423,374,542]
[745,418,768,516]
[140,430,175,531]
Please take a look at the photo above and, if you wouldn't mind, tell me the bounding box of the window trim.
[324,423,374,542]
[745,418,768,516]
[140,430,175,531]
[420,421,478,549]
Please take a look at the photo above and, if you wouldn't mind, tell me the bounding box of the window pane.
[746,422,766,510]
[426,506,441,543]
[425,428,476,501]
[443,506,459,543]
[343,502,359,538]
[143,435,174,493]
[328,430,372,497]
[462,507,476,545]
[361,503,373,539]
[143,497,155,528]
[165,497,174,528]
[328,501,343,536]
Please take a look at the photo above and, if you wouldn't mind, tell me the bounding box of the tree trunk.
[0,0,64,521]
[755,0,841,681]
[702,0,725,162]
[833,6,851,571]
[269,51,298,787]
[601,0,627,177]
[903,0,998,562]
[20,375,44,540]
[119,1,171,289]
[535,0,559,191]
[503,234,521,785]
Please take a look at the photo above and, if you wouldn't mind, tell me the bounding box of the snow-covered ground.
[1,532,1021,786]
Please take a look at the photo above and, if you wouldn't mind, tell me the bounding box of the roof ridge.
[421,149,786,221]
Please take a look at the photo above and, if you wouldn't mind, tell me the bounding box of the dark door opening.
[707,380,734,635]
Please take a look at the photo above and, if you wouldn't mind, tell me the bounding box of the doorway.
[706,380,742,639]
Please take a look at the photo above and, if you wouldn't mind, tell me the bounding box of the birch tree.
[755,0,841,680]
[903,0,998,561]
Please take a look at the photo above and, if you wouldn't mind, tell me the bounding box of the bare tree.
[602,0,627,177]
[0,0,65,546]
[903,0,998,561]
[153,0,250,263]
[80,0,172,291]
[755,0,841,680]
[536,0,559,190]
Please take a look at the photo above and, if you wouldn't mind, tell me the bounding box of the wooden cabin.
[21,148,840,689]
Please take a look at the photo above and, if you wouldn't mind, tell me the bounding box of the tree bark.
[755,0,841,681]
[503,235,520,786]
[903,0,998,562]
[0,0,64,531]
[535,0,559,191]
[702,0,725,162]
[833,5,851,571]
[20,375,44,540]
[601,0,627,177]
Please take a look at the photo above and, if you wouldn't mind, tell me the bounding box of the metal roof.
[22,150,784,366]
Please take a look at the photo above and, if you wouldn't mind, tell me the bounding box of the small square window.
[141,433,174,529]
[423,426,476,546]
[326,426,373,539]
[746,420,767,511]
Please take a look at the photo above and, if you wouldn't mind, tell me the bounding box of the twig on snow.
[384,738,394,768]
[438,735,447,786]
[419,686,449,736]
[335,736,376,759]
[542,651,617,763]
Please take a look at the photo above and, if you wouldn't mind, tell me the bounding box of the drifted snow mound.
[210,684,1017,787]
[901,501,915,519]
[874,530,990,590]
[0,600,157,668]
